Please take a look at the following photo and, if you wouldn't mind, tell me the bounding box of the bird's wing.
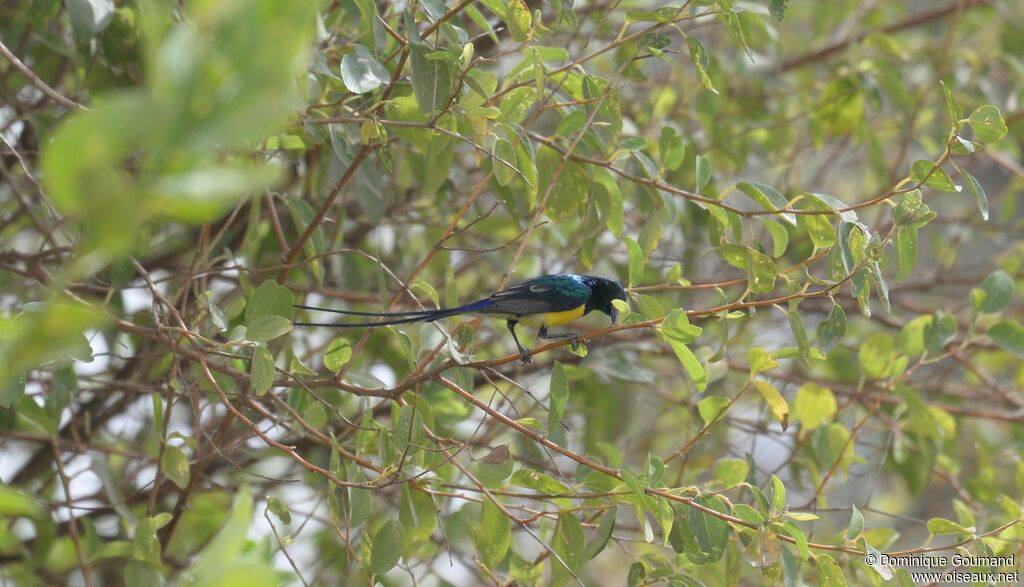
[478,275,589,315]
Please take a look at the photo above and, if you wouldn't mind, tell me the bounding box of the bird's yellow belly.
[513,305,586,327]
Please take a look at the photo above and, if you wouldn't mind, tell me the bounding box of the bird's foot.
[569,336,580,352]
[518,348,533,364]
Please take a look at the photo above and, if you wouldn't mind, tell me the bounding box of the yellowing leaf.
[753,380,789,430]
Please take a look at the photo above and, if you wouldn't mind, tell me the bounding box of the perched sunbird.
[294,274,628,363]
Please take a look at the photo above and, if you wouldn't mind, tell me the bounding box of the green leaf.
[796,193,836,247]
[859,332,895,379]
[552,512,585,586]
[340,44,390,93]
[732,503,764,525]
[924,312,957,355]
[398,486,435,546]
[420,0,445,21]
[133,516,164,567]
[203,291,228,332]
[245,315,292,342]
[717,243,749,268]
[659,127,686,172]
[267,497,291,525]
[323,338,352,373]
[594,169,624,236]
[29,0,61,27]
[787,309,810,365]
[792,383,836,433]
[188,486,255,582]
[846,504,864,540]
[951,135,977,154]
[492,138,519,186]
[815,303,847,354]
[626,7,680,22]
[894,189,935,229]
[812,423,852,472]
[348,479,373,528]
[472,499,511,569]
[250,346,275,394]
[515,417,544,430]
[866,258,889,311]
[780,521,809,561]
[2,373,26,409]
[686,495,729,564]
[976,270,1014,314]
[713,458,749,487]
[301,401,325,428]
[619,137,648,152]
[583,510,616,561]
[989,321,1024,357]
[939,81,961,124]
[352,0,376,47]
[536,145,589,221]
[660,309,702,343]
[950,499,975,532]
[784,512,819,522]
[409,281,440,310]
[769,475,786,513]
[385,96,432,147]
[765,0,787,24]
[747,248,777,294]
[370,519,405,575]
[505,0,533,42]
[815,554,847,586]
[910,160,958,192]
[967,105,1007,142]
[46,366,74,422]
[748,347,778,376]
[0,485,44,519]
[160,445,190,490]
[409,43,453,115]
[245,281,293,324]
[124,560,163,587]
[698,396,730,426]
[633,299,667,327]
[475,445,513,488]
[737,182,794,225]
[895,227,917,283]
[67,0,114,42]
[648,454,666,488]
[548,362,569,432]
[625,237,644,287]
[686,36,717,93]
[927,517,973,536]
[763,219,789,257]
[510,468,571,495]
[898,315,929,357]
[753,380,789,430]
[666,338,707,392]
[695,155,712,192]
[962,170,989,221]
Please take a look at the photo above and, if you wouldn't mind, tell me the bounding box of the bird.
[293,274,629,363]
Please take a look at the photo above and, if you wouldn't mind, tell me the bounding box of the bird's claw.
[570,336,581,351]
[519,349,533,364]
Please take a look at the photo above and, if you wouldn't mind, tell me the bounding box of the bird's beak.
[610,307,619,325]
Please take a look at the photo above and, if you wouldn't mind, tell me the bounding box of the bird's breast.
[514,305,587,327]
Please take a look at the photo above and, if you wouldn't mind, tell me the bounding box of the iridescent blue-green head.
[583,276,629,324]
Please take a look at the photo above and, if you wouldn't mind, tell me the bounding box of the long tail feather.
[292,303,440,318]
[293,314,448,328]
[293,299,495,328]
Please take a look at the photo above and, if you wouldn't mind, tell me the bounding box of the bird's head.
[585,277,629,324]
